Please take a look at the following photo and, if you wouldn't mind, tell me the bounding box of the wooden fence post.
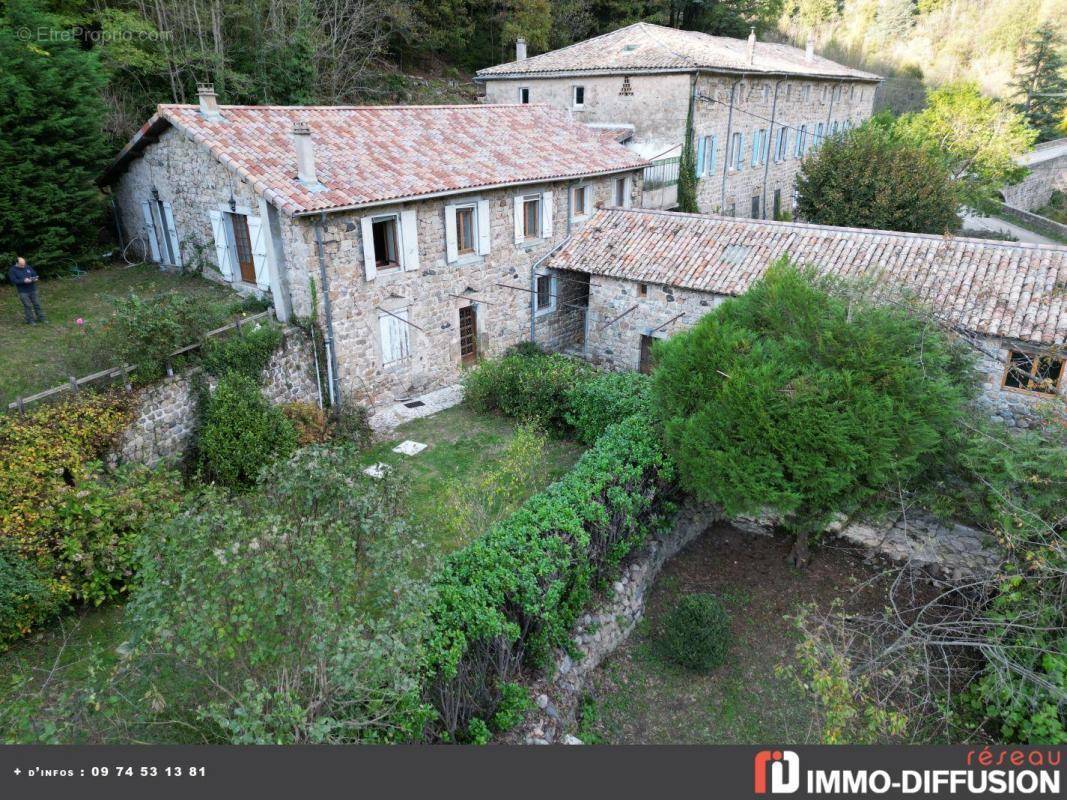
[69,376,79,393]
[16,396,24,415]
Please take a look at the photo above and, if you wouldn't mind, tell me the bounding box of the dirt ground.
[580,524,891,744]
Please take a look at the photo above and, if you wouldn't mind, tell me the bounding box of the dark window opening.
[228,213,256,284]
[535,274,553,312]
[751,195,761,219]
[1004,350,1064,394]
[519,87,530,104]
[615,177,627,206]
[574,85,585,107]
[639,335,656,375]
[372,217,400,268]
[523,196,541,240]
[637,283,648,297]
[773,189,782,220]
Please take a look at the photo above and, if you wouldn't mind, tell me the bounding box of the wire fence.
[6,308,275,414]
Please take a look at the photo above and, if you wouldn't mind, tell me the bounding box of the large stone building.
[536,207,1065,427]
[476,22,880,218]
[99,90,646,406]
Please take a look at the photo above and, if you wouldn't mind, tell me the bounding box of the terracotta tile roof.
[100,104,649,216]
[546,208,1067,346]
[588,124,635,144]
[476,23,881,82]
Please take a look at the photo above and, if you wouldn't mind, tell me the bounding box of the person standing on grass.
[8,257,46,324]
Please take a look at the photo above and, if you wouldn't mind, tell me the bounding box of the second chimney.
[805,39,815,62]
[198,83,221,120]
[747,27,756,65]
[292,121,317,185]
[516,37,527,61]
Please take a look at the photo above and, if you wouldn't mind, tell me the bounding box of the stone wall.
[532,270,590,354]
[975,337,1065,428]
[288,174,641,407]
[997,203,1067,242]
[1001,144,1067,211]
[116,327,319,466]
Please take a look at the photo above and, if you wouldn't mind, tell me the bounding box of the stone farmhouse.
[476,22,880,218]
[98,88,647,405]
[536,207,1066,427]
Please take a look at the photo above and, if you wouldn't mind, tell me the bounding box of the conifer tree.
[676,97,699,213]
[0,0,109,276]
[1011,24,1067,142]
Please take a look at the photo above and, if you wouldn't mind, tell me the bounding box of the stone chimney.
[516,37,527,61]
[291,121,317,185]
[805,38,815,62]
[197,83,221,120]
[747,27,756,65]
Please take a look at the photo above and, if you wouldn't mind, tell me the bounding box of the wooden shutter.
[444,205,459,263]
[696,136,706,177]
[379,312,393,364]
[162,203,182,267]
[541,191,554,239]
[247,215,270,290]
[513,196,524,244]
[476,200,491,255]
[208,209,233,280]
[707,136,717,175]
[360,216,377,281]
[141,202,161,262]
[395,309,411,359]
[400,209,419,271]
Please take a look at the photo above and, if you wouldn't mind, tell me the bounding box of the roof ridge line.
[476,22,647,75]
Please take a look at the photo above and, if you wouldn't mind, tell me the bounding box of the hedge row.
[425,355,669,740]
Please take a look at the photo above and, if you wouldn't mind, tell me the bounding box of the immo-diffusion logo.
[752,748,1062,796]
[754,750,800,794]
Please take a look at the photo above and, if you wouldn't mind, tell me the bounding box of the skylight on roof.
[620,44,640,52]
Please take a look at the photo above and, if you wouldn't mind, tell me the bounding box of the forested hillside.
[5,0,1064,144]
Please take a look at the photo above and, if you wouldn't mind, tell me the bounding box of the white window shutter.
[513,196,524,244]
[623,176,633,208]
[396,310,411,359]
[247,215,270,290]
[360,216,377,281]
[541,191,554,239]
[444,205,459,263]
[400,209,420,272]
[476,200,491,255]
[208,210,233,280]
[162,203,182,267]
[379,313,393,364]
[142,202,161,262]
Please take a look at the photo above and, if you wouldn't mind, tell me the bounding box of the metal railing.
[643,157,680,191]
[7,308,275,413]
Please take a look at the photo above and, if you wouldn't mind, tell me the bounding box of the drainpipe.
[824,81,838,139]
[313,213,340,407]
[719,78,742,214]
[761,79,785,220]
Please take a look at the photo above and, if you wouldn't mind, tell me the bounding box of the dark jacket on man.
[8,263,39,293]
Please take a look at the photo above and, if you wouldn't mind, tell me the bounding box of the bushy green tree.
[1011,24,1067,143]
[652,261,975,565]
[795,119,960,233]
[896,83,1037,213]
[0,0,109,276]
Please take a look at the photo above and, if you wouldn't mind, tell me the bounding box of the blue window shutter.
[708,136,717,174]
[751,131,759,167]
[696,136,707,178]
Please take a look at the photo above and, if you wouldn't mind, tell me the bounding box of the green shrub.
[564,371,652,445]
[423,414,675,740]
[201,324,283,379]
[491,682,533,732]
[197,373,297,488]
[463,352,590,432]
[127,446,436,743]
[99,293,217,381]
[657,594,731,672]
[332,401,372,449]
[0,546,60,647]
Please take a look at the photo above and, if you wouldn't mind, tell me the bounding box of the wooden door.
[639,334,655,375]
[230,214,256,284]
[459,305,477,366]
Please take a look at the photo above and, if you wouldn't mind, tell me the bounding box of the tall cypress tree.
[676,92,699,213]
[1011,24,1067,143]
[0,0,109,276]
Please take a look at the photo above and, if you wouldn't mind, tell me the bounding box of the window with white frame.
[572,85,585,109]
[514,191,552,244]
[379,307,411,366]
[518,87,530,104]
[752,129,766,166]
[445,200,490,263]
[371,215,400,268]
[455,205,475,255]
[534,273,556,315]
[775,128,788,162]
[523,195,541,240]
[795,125,807,157]
[360,209,419,279]
[731,131,743,170]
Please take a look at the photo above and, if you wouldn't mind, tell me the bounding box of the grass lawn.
[0,403,585,742]
[579,525,887,744]
[1,263,241,405]
[360,402,586,557]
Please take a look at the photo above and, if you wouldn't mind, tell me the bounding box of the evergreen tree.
[676,95,699,212]
[1011,24,1067,143]
[0,0,109,277]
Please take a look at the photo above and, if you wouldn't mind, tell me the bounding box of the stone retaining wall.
[997,203,1067,242]
[115,327,319,466]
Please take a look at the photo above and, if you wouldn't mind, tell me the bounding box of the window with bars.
[1003,350,1064,395]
